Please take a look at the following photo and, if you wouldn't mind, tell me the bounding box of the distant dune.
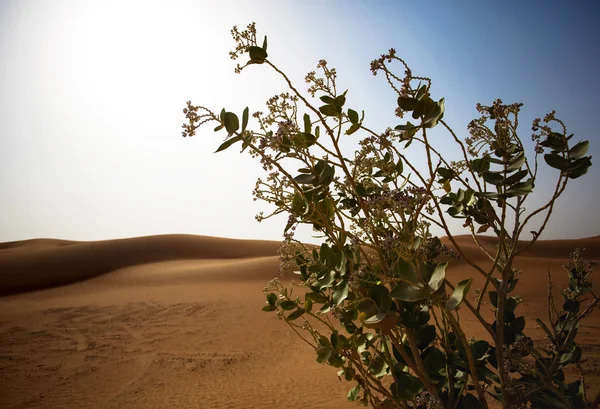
[0,234,598,408]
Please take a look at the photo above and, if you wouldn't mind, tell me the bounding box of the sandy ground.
[0,234,598,408]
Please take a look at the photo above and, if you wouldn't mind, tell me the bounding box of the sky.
[1,0,599,244]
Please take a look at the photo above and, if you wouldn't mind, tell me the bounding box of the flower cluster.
[305,59,337,97]
[466,99,524,156]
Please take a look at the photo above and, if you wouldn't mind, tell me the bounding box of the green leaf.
[306,292,328,304]
[241,107,249,132]
[348,109,359,124]
[303,113,311,133]
[370,285,393,312]
[345,123,361,135]
[569,140,589,160]
[223,112,240,136]
[471,158,490,173]
[507,151,525,171]
[319,95,334,104]
[482,171,504,185]
[506,178,534,197]
[213,124,224,132]
[428,262,448,291]
[334,94,346,108]
[415,84,428,100]
[368,355,388,377]
[365,312,387,325]
[319,104,340,117]
[262,304,276,312]
[314,270,336,290]
[248,46,268,63]
[333,281,349,305]
[396,258,420,282]
[347,384,360,401]
[412,97,428,119]
[544,153,570,170]
[316,345,334,363]
[286,308,305,321]
[445,278,472,310]
[423,98,445,127]
[292,192,305,214]
[293,132,317,148]
[215,135,242,153]
[437,167,454,181]
[304,297,313,313]
[391,282,430,302]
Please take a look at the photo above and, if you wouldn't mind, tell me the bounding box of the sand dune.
[0,234,282,296]
[0,234,598,408]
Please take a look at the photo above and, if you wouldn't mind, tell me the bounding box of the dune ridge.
[0,234,282,296]
[0,234,598,408]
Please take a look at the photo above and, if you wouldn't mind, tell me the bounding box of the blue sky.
[1,0,598,243]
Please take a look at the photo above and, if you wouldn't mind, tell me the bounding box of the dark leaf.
[303,113,311,133]
[482,171,504,185]
[416,325,437,349]
[215,135,242,153]
[294,174,317,184]
[286,308,305,321]
[241,107,249,132]
[391,373,424,400]
[348,109,359,124]
[503,169,528,186]
[462,393,484,409]
[319,104,340,117]
[397,96,418,111]
[262,35,268,52]
[566,156,592,179]
[279,300,297,310]
[544,153,570,171]
[248,46,268,62]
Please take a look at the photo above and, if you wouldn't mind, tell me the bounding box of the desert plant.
[181,23,598,409]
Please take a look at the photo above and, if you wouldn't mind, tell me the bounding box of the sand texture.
[0,234,599,408]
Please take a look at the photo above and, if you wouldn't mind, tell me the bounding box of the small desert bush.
[182,23,598,409]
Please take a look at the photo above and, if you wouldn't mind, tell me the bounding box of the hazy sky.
[1,0,599,244]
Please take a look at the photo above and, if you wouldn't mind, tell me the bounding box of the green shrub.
[182,22,598,409]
